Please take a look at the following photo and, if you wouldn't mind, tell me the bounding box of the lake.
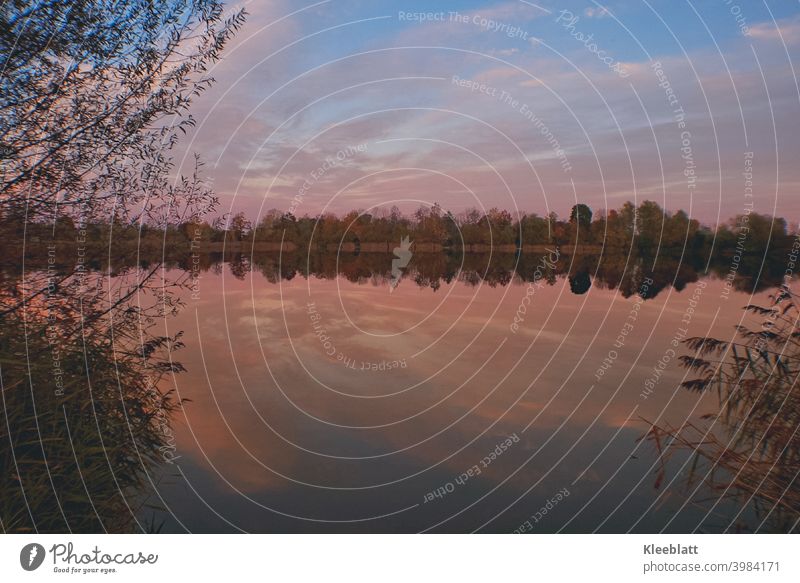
[136,251,784,533]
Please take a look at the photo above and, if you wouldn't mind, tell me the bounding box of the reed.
[0,273,185,533]
[642,285,800,532]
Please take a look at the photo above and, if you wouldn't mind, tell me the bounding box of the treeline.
[4,200,797,256]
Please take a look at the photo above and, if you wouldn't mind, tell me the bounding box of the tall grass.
[0,271,184,533]
[642,285,800,532]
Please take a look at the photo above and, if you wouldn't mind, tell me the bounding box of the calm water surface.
[144,256,774,533]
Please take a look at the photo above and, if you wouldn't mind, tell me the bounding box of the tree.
[548,212,569,246]
[662,209,699,248]
[413,204,448,243]
[254,209,284,241]
[599,209,633,248]
[637,200,666,251]
[459,208,489,246]
[569,204,593,245]
[0,1,246,229]
[740,213,789,253]
[180,220,213,246]
[0,0,246,533]
[442,210,460,247]
[518,213,548,246]
[227,212,252,242]
[569,204,593,229]
[486,207,515,245]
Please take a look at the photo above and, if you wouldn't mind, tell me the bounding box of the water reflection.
[150,254,793,533]
[152,248,782,300]
[1,250,797,533]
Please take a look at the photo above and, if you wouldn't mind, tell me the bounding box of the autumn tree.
[227,212,252,242]
[662,209,699,249]
[636,201,666,251]
[519,213,551,246]
[485,208,516,245]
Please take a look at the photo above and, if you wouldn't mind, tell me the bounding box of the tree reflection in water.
[2,246,797,532]
[164,247,782,300]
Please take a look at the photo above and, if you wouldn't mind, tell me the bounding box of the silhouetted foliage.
[643,286,800,532]
[0,0,244,532]
[1,0,245,230]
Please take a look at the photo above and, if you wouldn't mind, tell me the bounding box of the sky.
[173,0,800,225]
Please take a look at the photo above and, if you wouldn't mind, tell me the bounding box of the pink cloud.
[748,16,800,44]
